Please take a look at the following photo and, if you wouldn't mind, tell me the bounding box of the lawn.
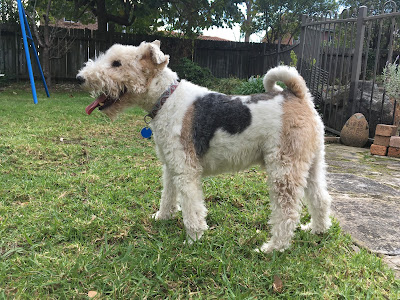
[0,82,399,299]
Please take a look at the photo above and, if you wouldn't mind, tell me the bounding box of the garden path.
[325,143,400,279]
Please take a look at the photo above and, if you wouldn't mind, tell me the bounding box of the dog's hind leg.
[152,165,179,220]
[257,158,307,253]
[301,148,332,233]
[174,173,208,243]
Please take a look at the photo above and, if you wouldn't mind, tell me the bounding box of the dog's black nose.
[76,76,85,85]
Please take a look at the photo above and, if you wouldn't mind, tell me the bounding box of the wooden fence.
[0,24,277,81]
[2,5,398,138]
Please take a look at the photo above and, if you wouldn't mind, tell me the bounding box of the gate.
[298,3,400,137]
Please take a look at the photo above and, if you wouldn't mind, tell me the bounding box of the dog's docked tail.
[263,66,308,100]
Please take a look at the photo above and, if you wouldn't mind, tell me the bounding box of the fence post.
[298,14,307,72]
[348,6,367,118]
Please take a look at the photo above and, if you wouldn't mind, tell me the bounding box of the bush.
[383,59,400,99]
[0,74,13,87]
[205,77,245,94]
[173,58,213,86]
[233,75,287,95]
[234,76,265,95]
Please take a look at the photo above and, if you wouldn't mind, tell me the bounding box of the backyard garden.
[0,80,399,298]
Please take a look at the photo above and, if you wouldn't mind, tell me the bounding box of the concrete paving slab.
[325,143,400,278]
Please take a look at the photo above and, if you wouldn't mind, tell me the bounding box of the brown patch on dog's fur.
[139,42,169,89]
[280,95,318,159]
[284,78,306,100]
[180,104,199,168]
[275,94,319,213]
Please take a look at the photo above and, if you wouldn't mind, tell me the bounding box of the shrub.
[383,58,400,99]
[0,74,13,86]
[205,77,245,94]
[234,76,265,95]
[233,75,287,95]
[173,58,213,86]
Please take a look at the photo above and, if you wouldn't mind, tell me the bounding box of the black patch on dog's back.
[192,93,252,157]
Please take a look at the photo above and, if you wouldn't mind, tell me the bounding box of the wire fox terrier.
[77,40,332,252]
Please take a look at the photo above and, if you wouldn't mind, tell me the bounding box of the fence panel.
[0,24,267,81]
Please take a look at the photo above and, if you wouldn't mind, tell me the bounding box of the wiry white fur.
[264,65,308,100]
[77,41,332,252]
[201,96,285,175]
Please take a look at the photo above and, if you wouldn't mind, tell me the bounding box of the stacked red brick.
[388,135,400,157]
[370,124,399,157]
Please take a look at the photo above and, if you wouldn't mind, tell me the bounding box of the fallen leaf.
[272,275,283,293]
[58,191,68,199]
[88,291,98,298]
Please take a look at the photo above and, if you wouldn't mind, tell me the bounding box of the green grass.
[0,82,399,299]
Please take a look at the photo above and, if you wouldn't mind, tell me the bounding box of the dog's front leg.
[152,165,179,220]
[174,174,208,243]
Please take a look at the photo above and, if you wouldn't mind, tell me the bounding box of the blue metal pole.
[17,0,38,104]
[21,5,50,98]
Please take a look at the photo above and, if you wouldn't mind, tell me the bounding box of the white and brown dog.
[77,40,332,252]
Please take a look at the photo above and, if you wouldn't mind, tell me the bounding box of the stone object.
[370,144,388,156]
[340,113,369,147]
[389,136,400,148]
[374,135,391,147]
[375,124,398,137]
[388,147,400,158]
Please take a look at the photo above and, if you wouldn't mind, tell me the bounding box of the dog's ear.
[152,40,161,48]
[140,41,169,68]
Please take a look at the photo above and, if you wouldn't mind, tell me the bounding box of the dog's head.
[77,40,169,119]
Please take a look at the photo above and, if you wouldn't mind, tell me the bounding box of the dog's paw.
[255,241,287,253]
[300,222,312,231]
[151,206,180,220]
[185,230,204,244]
[254,242,274,253]
[301,219,332,234]
[151,211,170,220]
[183,239,194,246]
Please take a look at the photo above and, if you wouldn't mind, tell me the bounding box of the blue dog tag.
[141,127,152,139]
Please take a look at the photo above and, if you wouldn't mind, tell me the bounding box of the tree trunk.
[42,0,52,87]
[244,0,252,42]
[96,0,108,33]
[42,46,51,87]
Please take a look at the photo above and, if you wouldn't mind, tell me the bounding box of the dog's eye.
[112,60,121,67]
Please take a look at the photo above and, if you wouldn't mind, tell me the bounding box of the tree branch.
[25,10,45,48]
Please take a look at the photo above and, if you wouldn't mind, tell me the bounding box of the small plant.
[311,58,316,66]
[234,76,265,95]
[290,50,298,67]
[382,57,400,99]
[233,75,287,95]
[173,58,213,86]
[205,77,245,94]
